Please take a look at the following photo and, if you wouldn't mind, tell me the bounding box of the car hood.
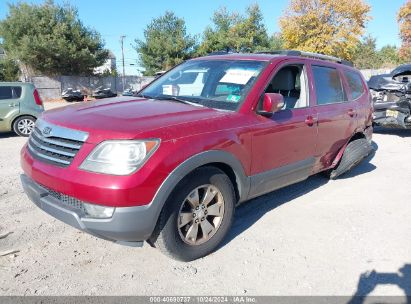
[368,74,404,91]
[368,65,411,91]
[42,97,229,143]
[391,64,411,77]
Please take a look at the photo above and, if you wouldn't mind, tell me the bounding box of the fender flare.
[146,150,250,238]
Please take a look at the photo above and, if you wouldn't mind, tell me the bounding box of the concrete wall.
[30,75,155,100]
[360,69,392,81]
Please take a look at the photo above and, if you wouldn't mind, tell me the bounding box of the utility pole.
[120,35,126,91]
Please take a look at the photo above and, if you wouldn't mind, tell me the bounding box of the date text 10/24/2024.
[149,296,257,303]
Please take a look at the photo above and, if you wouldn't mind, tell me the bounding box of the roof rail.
[255,50,353,67]
[207,49,237,56]
[255,50,302,56]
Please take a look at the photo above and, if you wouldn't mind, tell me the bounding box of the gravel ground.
[0,101,410,297]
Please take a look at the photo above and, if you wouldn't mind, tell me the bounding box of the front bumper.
[373,103,409,128]
[21,174,158,245]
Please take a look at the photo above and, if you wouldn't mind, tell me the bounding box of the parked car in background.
[61,88,85,102]
[21,51,373,261]
[92,86,117,99]
[154,70,166,79]
[0,82,44,136]
[122,88,135,96]
[368,64,411,129]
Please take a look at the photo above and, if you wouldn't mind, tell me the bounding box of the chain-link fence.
[29,75,155,100]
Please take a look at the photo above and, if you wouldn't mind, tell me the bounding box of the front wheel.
[151,167,235,261]
[13,116,36,137]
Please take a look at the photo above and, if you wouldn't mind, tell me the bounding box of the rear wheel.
[13,116,36,137]
[151,167,235,261]
[326,138,372,179]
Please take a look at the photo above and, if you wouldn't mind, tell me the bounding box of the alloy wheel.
[177,184,225,246]
[17,119,35,135]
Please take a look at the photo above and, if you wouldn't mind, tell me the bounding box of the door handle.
[305,115,317,127]
[348,109,356,117]
[8,103,17,107]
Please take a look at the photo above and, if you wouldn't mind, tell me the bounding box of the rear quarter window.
[312,66,347,105]
[344,70,365,100]
[13,86,22,98]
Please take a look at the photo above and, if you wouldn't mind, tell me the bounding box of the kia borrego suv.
[21,51,373,261]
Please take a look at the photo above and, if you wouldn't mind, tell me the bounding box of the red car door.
[309,64,358,171]
[249,60,318,198]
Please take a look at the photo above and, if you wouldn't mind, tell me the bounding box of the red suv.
[21,51,373,261]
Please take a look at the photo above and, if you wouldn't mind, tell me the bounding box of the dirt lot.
[0,101,410,297]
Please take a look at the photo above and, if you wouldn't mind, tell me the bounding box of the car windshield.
[139,59,267,111]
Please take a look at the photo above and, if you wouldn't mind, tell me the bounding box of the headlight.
[370,89,382,103]
[80,140,160,175]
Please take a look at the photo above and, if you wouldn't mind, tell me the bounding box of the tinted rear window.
[0,87,13,100]
[344,71,365,100]
[312,66,346,105]
[13,86,22,98]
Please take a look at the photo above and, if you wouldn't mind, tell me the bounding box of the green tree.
[0,0,109,76]
[379,45,401,68]
[197,8,241,55]
[198,4,269,54]
[232,4,270,52]
[0,58,20,81]
[134,11,197,76]
[269,33,284,51]
[352,35,382,69]
[352,35,402,69]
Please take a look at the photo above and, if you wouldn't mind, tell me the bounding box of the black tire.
[151,167,235,261]
[326,138,373,180]
[12,116,36,137]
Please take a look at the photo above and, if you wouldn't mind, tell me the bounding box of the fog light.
[83,203,115,219]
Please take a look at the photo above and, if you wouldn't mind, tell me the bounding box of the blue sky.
[0,0,406,74]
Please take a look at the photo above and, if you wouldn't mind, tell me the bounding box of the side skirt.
[247,158,315,200]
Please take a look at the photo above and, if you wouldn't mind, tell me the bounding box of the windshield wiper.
[154,95,204,107]
[136,93,205,107]
[136,93,154,99]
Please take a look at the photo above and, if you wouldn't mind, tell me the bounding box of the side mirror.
[257,93,284,117]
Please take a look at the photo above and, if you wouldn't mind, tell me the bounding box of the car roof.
[191,52,356,70]
[192,53,283,62]
[0,82,34,86]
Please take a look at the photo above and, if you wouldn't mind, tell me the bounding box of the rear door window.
[344,70,365,100]
[0,86,13,100]
[312,66,347,105]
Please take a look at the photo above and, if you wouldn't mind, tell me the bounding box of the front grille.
[41,184,86,212]
[27,120,88,167]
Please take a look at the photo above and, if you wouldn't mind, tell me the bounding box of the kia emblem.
[42,127,52,136]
